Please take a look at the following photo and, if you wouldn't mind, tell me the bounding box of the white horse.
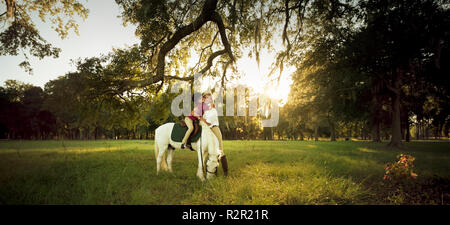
[154,121,219,181]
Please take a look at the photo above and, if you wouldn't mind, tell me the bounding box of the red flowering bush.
[384,154,418,181]
[381,154,449,204]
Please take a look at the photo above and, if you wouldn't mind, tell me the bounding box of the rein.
[199,133,205,175]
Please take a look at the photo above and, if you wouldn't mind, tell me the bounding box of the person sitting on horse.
[181,93,211,150]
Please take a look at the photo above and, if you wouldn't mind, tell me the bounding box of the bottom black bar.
[1,205,447,224]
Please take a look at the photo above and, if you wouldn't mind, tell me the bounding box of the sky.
[0,0,293,103]
[0,0,140,88]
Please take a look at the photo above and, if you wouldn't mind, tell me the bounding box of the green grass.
[0,140,448,205]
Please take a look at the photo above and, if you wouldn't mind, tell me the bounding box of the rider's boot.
[220,155,228,176]
[186,139,194,151]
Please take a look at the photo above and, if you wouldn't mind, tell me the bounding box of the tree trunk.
[388,71,402,148]
[328,117,336,141]
[299,130,304,141]
[360,124,364,140]
[405,119,411,142]
[370,84,382,142]
[314,126,319,141]
[418,122,422,140]
[347,123,352,140]
[415,122,420,140]
[94,126,98,140]
[401,125,405,140]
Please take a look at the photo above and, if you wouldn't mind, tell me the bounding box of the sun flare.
[236,50,294,105]
[189,47,294,106]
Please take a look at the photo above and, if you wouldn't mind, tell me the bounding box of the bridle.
[206,166,217,175]
[200,146,218,175]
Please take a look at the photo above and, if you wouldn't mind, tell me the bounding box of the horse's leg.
[196,144,205,181]
[155,141,160,174]
[156,143,168,174]
[202,139,210,171]
[203,150,208,171]
[166,149,174,173]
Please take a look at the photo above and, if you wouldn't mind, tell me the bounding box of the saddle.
[170,120,202,144]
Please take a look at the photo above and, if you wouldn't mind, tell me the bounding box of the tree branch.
[5,0,15,19]
[282,0,291,49]
[199,49,227,74]
[221,60,232,87]
[193,31,219,70]
[107,0,233,96]
[385,83,400,95]
[210,11,235,62]
[156,0,222,80]
[165,75,194,81]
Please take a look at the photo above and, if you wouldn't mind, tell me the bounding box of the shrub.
[384,154,418,182]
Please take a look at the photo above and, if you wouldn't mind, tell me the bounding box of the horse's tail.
[154,128,168,171]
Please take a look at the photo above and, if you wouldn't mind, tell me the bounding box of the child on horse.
[181,93,211,150]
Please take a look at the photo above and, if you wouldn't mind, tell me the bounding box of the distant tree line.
[0,78,151,140]
[0,75,280,140]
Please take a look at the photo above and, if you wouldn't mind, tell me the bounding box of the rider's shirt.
[204,108,219,128]
[187,102,209,121]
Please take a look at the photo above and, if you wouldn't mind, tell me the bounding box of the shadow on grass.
[219,140,450,204]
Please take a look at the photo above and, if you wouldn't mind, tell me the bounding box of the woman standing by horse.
[200,97,228,176]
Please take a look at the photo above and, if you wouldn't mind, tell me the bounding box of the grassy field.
[0,140,448,205]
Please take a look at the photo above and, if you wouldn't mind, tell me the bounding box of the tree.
[110,0,234,93]
[357,0,449,147]
[287,0,449,148]
[101,0,351,98]
[287,0,366,142]
[43,55,152,140]
[0,80,56,139]
[0,0,88,73]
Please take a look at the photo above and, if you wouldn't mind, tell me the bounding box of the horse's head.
[206,158,219,180]
[201,123,219,180]
[205,144,219,180]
